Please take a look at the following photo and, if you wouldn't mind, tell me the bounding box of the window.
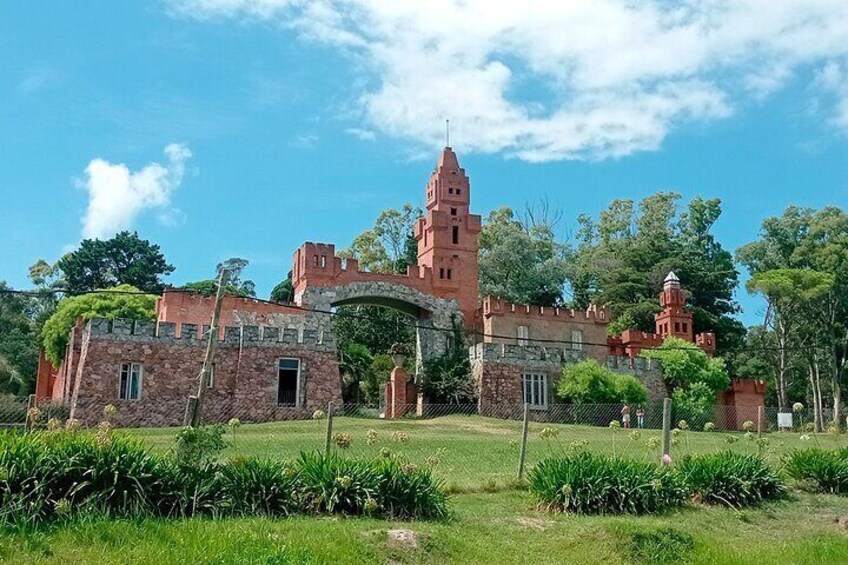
[517,325,529,346]
[682,322,688,333]
[206,363,215,389]
[449,187,454,194]
[320,255,327,268]
[523,373,548,410]
[452,225,459,244]
[313,254,319,266]
[571,329,583,351]
[450,207,457,216]
[119,363,142,400]
[277,358,301,407]
[456,189,461,195]
[674,322,681,333]
[447,269,452,280]
[439,267,445,279]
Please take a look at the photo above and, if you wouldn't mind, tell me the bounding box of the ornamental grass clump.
[295,452,379,514]
[783,448,848,494]
[216,458,300,517]
[676,451,784,507]
[373,457,448,519]
[528,453,686,515]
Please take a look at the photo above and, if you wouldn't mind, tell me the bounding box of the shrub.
[295,452,379,514]
[783,448,848,494]
[677,451,784,507]
[217,458,300,517]
[557,360,648,405]
[528,453,686,515]
[172,425,227,466]
[373,459,448,519]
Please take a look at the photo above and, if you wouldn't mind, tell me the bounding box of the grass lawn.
[130,414,848,490]
[2,490,847,564]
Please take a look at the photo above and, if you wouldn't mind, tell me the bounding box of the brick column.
[388,366,415,419]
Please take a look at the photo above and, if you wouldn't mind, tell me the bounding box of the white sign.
[777,413,793,429]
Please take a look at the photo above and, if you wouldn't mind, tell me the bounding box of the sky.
[1,0,847,326]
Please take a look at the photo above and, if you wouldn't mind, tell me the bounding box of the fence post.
[324,402,334,455]
[517,403,530,481]
[25,394,36,432]
[757,405,764,438]
[661,397,672,465]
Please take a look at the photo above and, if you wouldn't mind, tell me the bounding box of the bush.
[528,453,686,515]
[677,451,785,507]
[172,424,227,466]
[783,448,848,494]
[557,360,648,405]
[0,432,449,524]
[373,458,448,519]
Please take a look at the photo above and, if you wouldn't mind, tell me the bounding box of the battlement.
[469,342,583,366]
[85,317,335,350]
[482,296,608,324]
[605,354,662,373]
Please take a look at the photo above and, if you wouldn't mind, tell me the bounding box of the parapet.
[85,317,335,350]
[482,296,608,324]
[469,342,583,366]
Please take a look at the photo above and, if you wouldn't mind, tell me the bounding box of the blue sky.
[1,1,847,326]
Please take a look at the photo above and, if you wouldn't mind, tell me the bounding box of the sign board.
[777,412,793,429]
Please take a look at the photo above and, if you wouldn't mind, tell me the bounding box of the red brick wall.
[67,319,342,427]
[157,290,305,334]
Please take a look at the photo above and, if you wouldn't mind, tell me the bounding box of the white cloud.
[78,143,192,239]
[169,0,848,160]
[345,127,376,141]
[814,60,848,129]
[288,133,319,149]
[18,65,63,95]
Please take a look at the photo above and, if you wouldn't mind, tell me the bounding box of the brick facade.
[63,318,341,427]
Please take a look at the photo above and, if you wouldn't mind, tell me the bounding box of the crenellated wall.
[63,317,342,427]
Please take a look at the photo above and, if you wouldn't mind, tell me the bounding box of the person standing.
[621,404,631,429]
[636,406,645,429]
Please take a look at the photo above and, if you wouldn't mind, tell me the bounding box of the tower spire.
[445,119,450,147]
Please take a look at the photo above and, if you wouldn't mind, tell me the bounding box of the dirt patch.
[516,517,554,531]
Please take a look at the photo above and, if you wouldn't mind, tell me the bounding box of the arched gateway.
[291,146,482,368]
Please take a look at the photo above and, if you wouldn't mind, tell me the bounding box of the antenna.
[445,119,450,147]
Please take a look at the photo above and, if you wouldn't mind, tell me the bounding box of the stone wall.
[66,317,342,427]
[604,355,667,402]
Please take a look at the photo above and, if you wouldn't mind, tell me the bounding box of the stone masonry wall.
[68,317,342,427]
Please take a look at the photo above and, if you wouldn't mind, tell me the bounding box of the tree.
[339,343,373,403]
[738,206,848,427]
[0,281,38,395]
[332,305,416,361]
[42,285,157,367]
[420,324,474,404]
[641,337,730,396]
[341,204,423,274]
[556,359,648,405]
[55,231,174,294]
[745,268,834,413]
[270,271,294,303]
[478,206,570,305]
[182,257,256,298]
[569,193,742,356]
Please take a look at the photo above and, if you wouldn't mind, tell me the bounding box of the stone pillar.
[388,366,416,419]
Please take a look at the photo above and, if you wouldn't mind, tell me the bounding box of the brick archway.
[297,281,462,368]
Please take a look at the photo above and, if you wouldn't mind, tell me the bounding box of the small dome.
[663,271,680,288]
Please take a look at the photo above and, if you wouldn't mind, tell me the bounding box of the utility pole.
[184,268,229,427]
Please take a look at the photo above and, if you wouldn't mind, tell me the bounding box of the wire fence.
[6,398,847,490]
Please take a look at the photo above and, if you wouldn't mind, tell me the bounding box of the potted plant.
[389,342,411,368]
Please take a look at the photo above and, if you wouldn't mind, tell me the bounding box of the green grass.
[2,491,847,564]
[129,414,847,490]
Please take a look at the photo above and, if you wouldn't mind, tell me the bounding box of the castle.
[35,147,764,428]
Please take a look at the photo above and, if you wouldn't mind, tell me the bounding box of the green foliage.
[671,382,715,429]
[421,326,474,404]
[783,448,848,494]
[332,304,415,363]
[478,206,570,305]
[172,425,228,466]
[557,359,648,405]
[528,453,687,515]
[56,231,174,294]
[41,284,157,366]
[0,432,449,525]
[677,452,785,507]
[621,526,695,565]
[340,204,422,274]
[182,257,256,297]
[570,193,742,353]
[641,337,729,393]
[373,457,449,519]
[270,271,294,303]
[0,281,39,396]
[339,343,374,404]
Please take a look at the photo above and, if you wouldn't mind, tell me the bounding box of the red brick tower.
[414,147,481,324]
[654,271,694,341]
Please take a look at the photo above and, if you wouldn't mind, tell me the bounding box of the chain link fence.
[6,398,847,490]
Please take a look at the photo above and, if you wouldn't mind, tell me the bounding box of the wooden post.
[324,402,334,455]
[757,405,764,438]
[25,394,36,432]
[517,403,530,480]
[184,268,229,427]
[661,397,672,464]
